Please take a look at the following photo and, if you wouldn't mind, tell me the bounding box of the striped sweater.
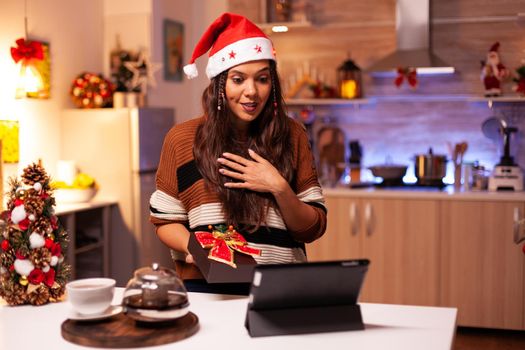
[150,116,327,265]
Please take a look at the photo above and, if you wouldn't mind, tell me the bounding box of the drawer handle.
[513,207,525,245]
[349,202,358,236]
[364,203,373,236]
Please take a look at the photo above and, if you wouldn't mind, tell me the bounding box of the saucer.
[68,305,123,321]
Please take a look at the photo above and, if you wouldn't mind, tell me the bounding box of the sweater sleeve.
[290,120,327,242]
[149,126,189,228]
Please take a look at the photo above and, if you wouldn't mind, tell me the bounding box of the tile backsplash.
[289,100,525,184]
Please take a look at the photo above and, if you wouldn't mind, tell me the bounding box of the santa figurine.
[481,42,509,97]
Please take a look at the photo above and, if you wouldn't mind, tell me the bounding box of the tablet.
[248,259,369,310]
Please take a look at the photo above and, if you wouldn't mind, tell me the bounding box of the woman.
[150,13,326,294]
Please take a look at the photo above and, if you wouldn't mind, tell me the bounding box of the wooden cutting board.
[61,312,199,348]
[317,126,346,181]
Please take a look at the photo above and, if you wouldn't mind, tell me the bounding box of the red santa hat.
[183,13,276,80]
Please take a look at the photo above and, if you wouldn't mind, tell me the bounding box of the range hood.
[367,0,455,77]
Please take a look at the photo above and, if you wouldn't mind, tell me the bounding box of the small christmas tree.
[0,163,71,305]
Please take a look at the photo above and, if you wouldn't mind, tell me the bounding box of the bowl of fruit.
[52,173,98,203]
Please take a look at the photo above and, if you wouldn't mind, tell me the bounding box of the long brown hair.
[194,60,293,230]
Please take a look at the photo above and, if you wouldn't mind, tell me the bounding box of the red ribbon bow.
[10,38,44,64]
[394,67,418,88]
[194,225,261,268]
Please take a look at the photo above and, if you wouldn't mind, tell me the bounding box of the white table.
[0,289,457,350]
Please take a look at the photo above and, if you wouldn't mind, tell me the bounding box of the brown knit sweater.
[150,116,327,266]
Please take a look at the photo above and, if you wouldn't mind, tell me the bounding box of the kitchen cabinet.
[307,195,440,306]
[440,200,525,330]
[56,201,116,280]
[313,189,525,330]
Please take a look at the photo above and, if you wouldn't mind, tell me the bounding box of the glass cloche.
[122,263,189,322]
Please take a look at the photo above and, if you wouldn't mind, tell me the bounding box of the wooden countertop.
[323,186,525,201]
[54,198,118,215]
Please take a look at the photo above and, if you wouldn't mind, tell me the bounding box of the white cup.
[66,278,116,315]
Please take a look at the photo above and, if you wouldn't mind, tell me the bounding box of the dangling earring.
[272,75,278,118]
[217,92,223,111]
[217,74,225,111]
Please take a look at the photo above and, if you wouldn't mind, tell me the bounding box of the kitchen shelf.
[285,98,370,106]
[257,20,312,31]
[258,20,394,33]
[56,200,116,280]
[285,95,525,106]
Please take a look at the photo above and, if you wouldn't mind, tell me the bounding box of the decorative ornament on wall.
[109,44,162,108]
[10,0,51,99]
[70,72,114,109]
[0,120,20,163]
[163,19,184,82]
[394,67,418,89]
[123,51,162,95]
[10,39,51,99]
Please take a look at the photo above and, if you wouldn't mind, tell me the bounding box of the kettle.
[122,263,189,322]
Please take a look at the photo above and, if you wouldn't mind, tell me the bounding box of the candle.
[341,80,357,99]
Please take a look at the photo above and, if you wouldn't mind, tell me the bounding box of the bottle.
[349,140,362,183]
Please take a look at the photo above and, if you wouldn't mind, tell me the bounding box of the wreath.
[70,72,114,108]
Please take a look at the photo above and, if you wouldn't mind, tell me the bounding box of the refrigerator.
[60,107,175,285]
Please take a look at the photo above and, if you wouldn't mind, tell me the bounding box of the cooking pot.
[414,148,447,183]
[369,164,408,180]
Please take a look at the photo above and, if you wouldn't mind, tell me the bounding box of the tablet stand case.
[245,303,364,337]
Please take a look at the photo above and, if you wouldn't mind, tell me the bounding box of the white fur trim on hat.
[206,37,275,79]
[183,63,198,79]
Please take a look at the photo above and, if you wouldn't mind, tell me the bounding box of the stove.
[374,179,447,190]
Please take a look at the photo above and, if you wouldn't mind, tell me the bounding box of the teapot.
[122,263,189,322]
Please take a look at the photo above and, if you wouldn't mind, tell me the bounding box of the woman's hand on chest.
[217,149,287,196]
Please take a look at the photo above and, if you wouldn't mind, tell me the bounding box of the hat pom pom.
[183,63,198,79]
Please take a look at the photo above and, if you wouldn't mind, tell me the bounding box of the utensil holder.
[454,164,462,190]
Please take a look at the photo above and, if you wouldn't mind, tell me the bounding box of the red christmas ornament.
[28,269,45,285]
[1,240,9,251]
[18,218,30,231]
[15,250,26,259]
[51,242,61,257]
[50,215,58,230]
[44,268,56,287]
[44,238,54,249]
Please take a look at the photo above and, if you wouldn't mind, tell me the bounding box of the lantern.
[337,59,363,99]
